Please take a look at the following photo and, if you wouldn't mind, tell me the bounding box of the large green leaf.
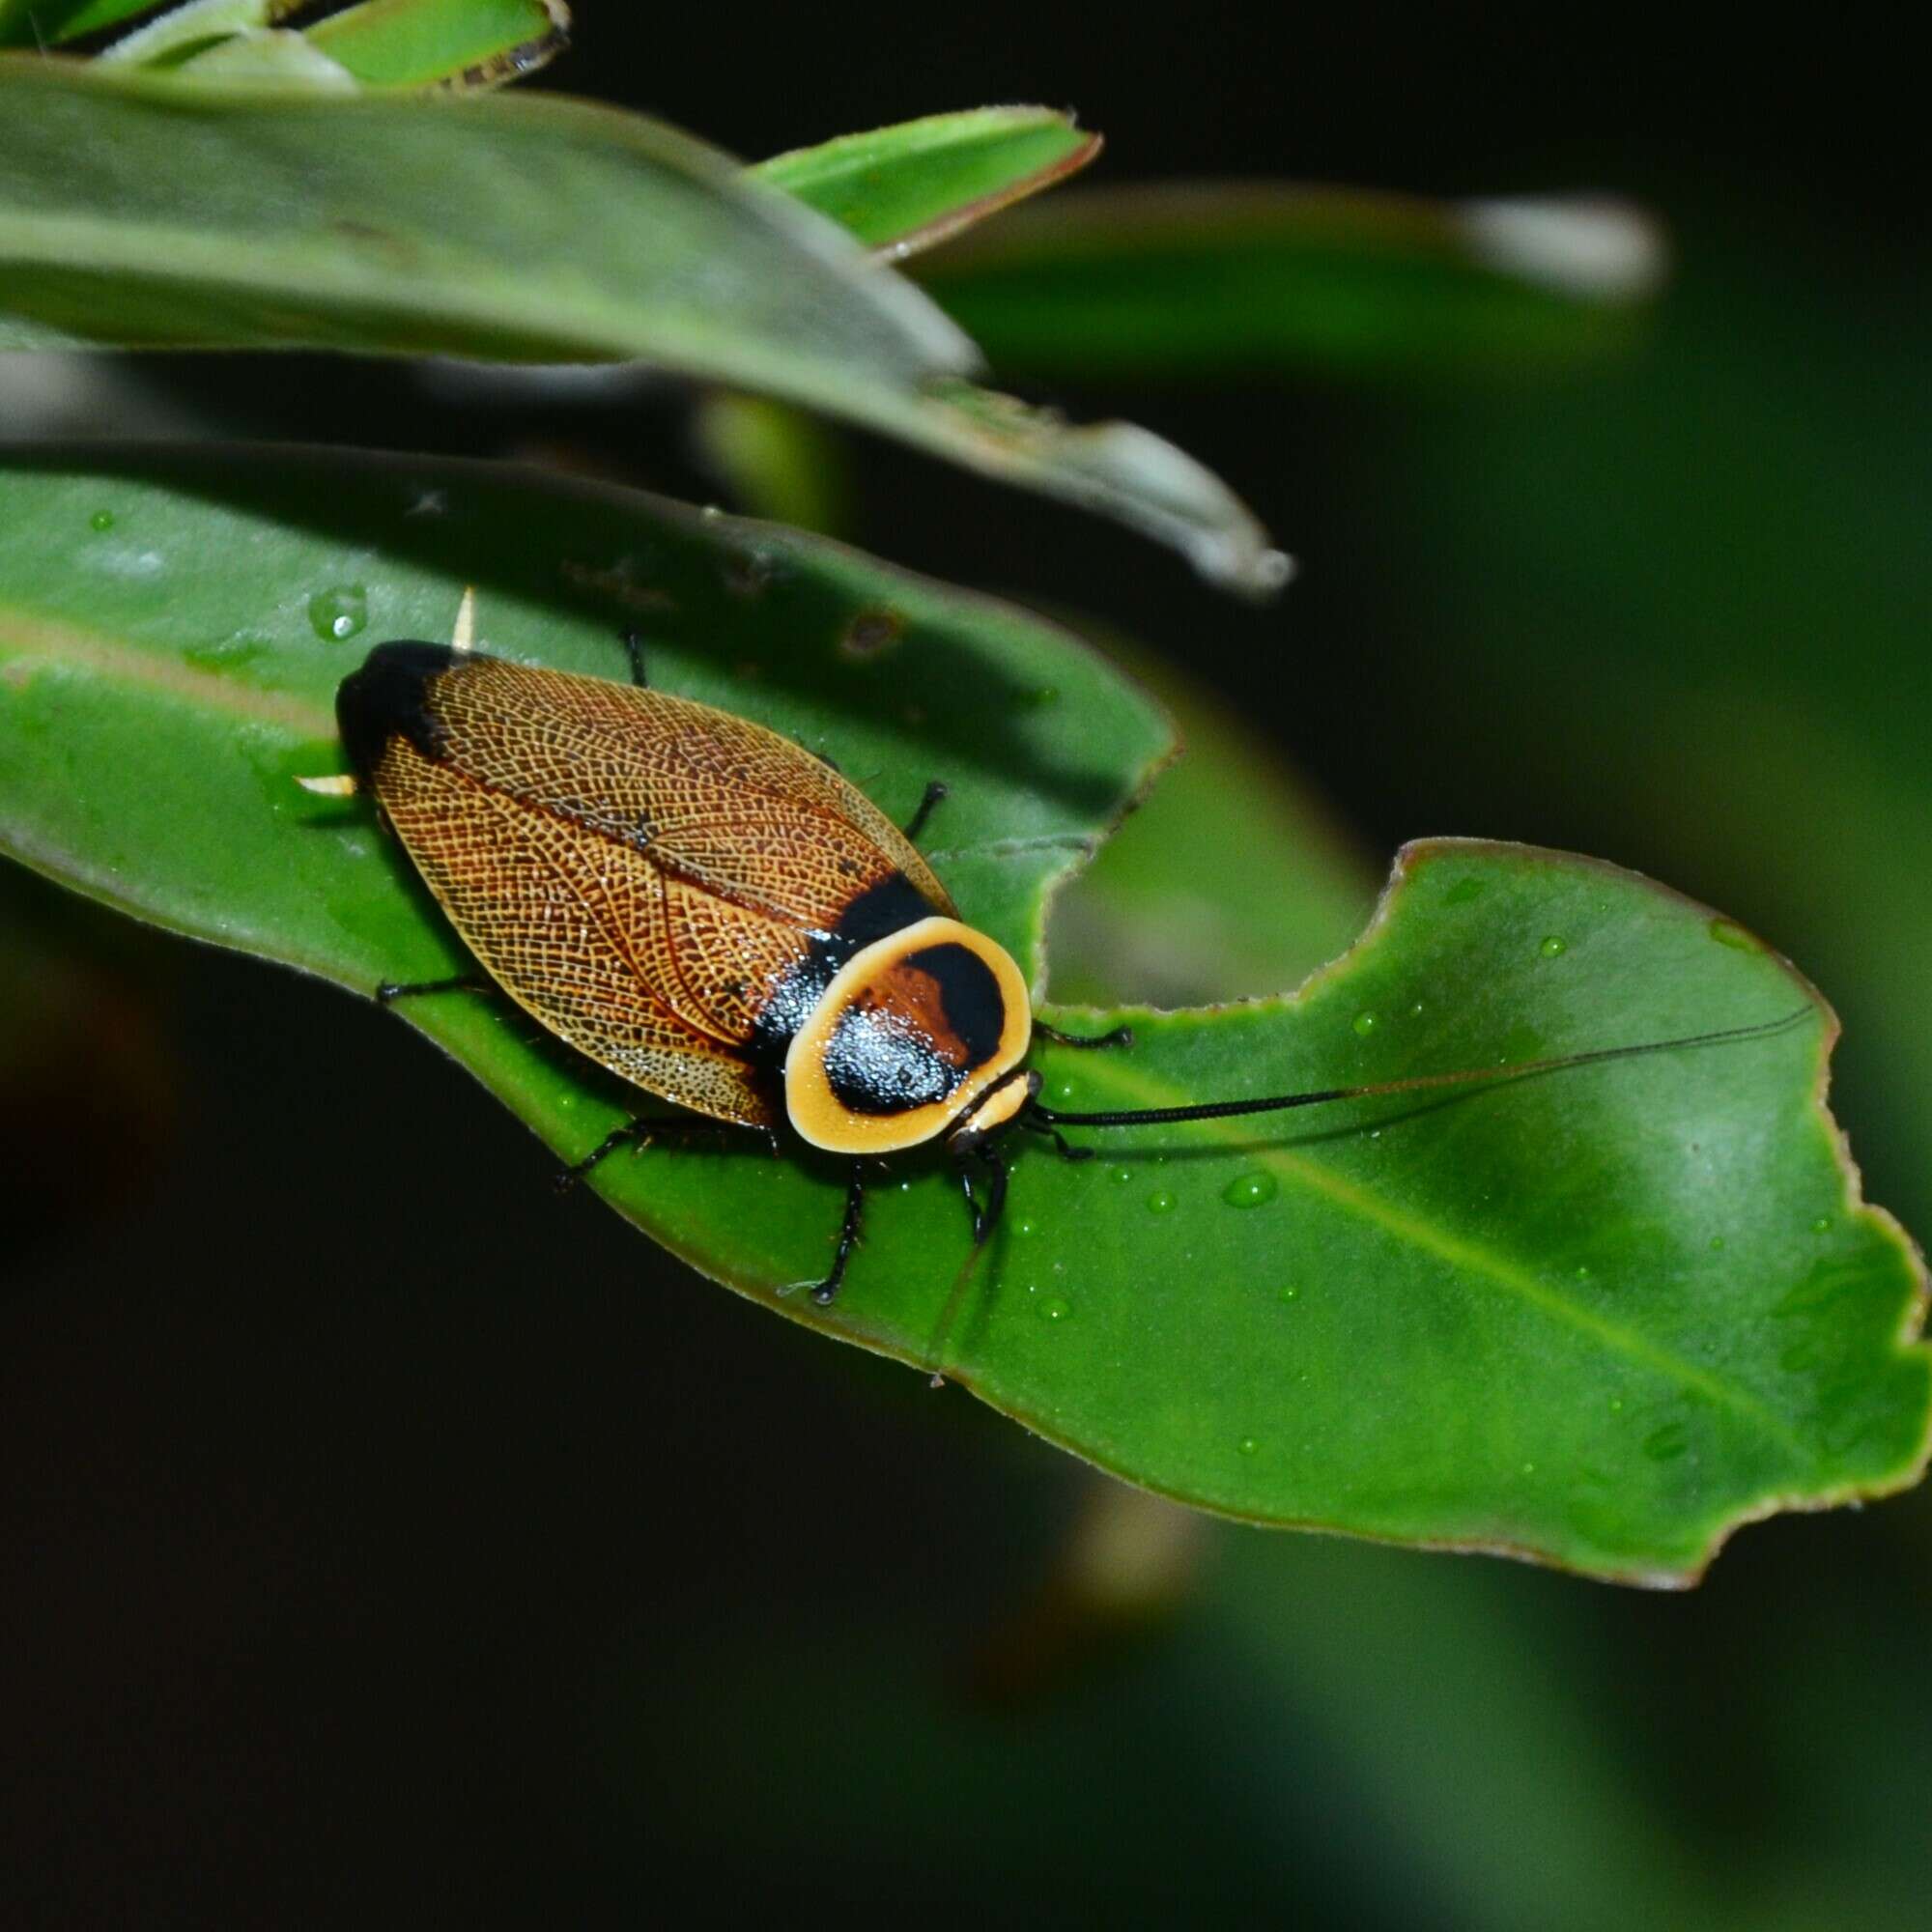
[0,59,1280,594]
[754,106,1102,259]
[0,447,1923,1582]
[914,183,1665,379]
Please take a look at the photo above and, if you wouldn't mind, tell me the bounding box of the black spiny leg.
[903,780,948,844]
[1022,1116,1094,1163]
[810,1161,868,1306]
[1034,1019,1134,1050]
[376,975,492,1007]
[621,630,649,688]
[972,1142,1009,1247]
[554,1117,773,1196]
[952,1139,1011,1245]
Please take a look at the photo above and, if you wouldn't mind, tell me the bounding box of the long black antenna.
[1030,1008,1813,1131]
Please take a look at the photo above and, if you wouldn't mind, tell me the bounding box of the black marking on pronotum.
[824,942,1006,1115]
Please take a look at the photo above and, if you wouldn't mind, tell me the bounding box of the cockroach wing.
[375,739,791,1127]
[420,658,954,930]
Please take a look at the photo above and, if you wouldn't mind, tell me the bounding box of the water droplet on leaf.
[1353,1010,1378,1037]
[1222,1171,1277,1208]
[1539,934,1568,957]
[308,585,368,642]
[1146,1188,1177,1214]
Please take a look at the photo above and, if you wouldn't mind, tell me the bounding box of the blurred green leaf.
[2,447,1922,1582]
[692,391,854,536]
[1044,629,1377,1005]
[754,106,1102,258]
[91,0,565,85]
[0,0,156,43]
[167,26,356,84]
[94,0,285,66]
[303,0,567,90]
[0,59,1280,592]
[915,183,1666,380]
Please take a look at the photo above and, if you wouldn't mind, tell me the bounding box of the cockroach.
[300,595,1804,1304]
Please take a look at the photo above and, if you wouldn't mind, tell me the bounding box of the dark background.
[5,6,1929,1923]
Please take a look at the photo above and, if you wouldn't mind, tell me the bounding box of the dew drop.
[1408,1001,1425,1018]
[308,584,368,643]
[1709,1236,1725,1252]
[1644,1422,1690,1461]
[1037,1295,1071,1323]
[1237,1435,1261,1456]
[1013,1216,1039,1238]
[1111,1166,1133,1184]
[1539,934,1568,957]
[1810,1215,1832,1234]
[1608,1397,1625,1414]
[1575,1264,1593,1281]
[1222,1171,1277,1209]
[1278,1285,1300,1304]
[1052,1079,1077,1104]
[88,509,115,532]
[1352,1010,1378,1037]
[1146,1188,1177,1214]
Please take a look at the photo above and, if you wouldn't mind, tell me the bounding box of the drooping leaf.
[915,183,1666,379]
[0,60,1281,594]
[0,446,1922,1583]
[754,106,1102,259]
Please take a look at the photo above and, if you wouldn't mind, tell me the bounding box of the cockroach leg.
[375,975,493,1007]
[554,1114,760,1196]
[620,630,649,689]
[972,1141,1009,1246]
[1021,1115,1094,1163]
[809,1161,868,1305]
[902,780,948,844]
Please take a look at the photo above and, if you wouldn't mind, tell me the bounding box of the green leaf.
[167,26,356,85]
[303,0,568,91]
[94,0,286,66]
[1042,627,1377,1006]
[754,106,1102,259]
[0,0,156,43]
[0,60,1281,594]
[914,183,1667,380]
[1,447,1923,1583]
